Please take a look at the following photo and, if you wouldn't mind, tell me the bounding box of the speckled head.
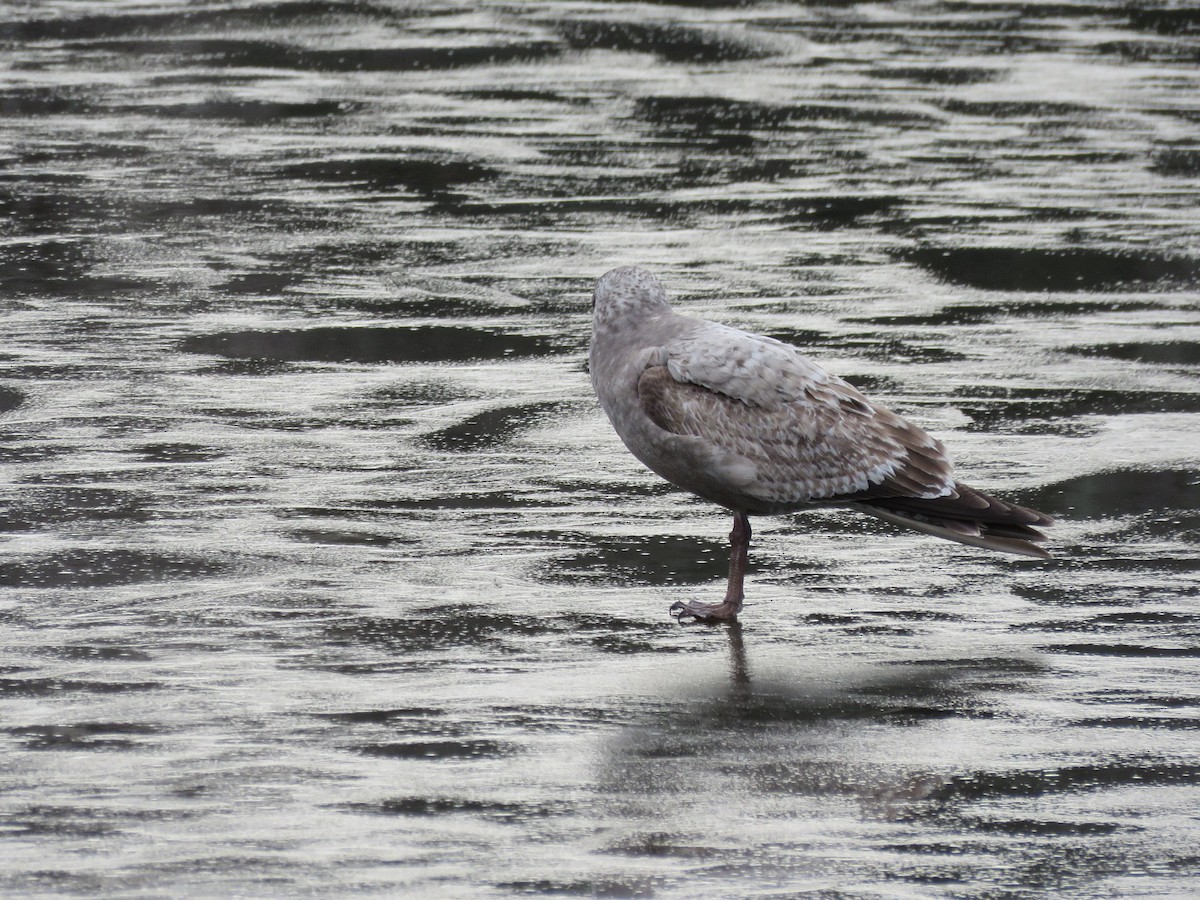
[592,266,672,329]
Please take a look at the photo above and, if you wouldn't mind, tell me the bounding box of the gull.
[588,266,1053,622]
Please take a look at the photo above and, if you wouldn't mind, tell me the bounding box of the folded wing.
[638,322,1052,557]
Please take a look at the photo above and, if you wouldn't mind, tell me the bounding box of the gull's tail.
[851,482,1054,559]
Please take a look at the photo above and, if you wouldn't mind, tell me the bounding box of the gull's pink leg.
[670,512,751,623]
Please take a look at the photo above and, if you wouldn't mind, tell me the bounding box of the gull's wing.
[638,320,1052,557]
[638,321,955,507]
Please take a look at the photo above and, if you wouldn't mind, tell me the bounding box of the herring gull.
[588,266,1053,622]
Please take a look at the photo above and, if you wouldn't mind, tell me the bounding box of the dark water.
[2,2,1199,896]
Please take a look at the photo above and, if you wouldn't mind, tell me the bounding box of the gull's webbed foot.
[669,598,743,624]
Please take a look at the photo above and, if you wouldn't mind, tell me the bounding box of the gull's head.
[592,266,672,329]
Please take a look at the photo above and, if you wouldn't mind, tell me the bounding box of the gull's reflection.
[586,635,1039,836]
[725,621,751,688]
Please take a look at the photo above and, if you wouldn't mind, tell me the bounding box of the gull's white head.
[592,266,672,329]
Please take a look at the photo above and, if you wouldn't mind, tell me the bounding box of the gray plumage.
[589,266,1052,580]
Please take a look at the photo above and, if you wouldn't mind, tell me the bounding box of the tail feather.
[869,483,1053,528]
[850,481,1053,559]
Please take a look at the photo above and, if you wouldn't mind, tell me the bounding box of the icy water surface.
[2,1,1200,896]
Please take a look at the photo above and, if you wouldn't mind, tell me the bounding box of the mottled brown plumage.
[589,266,1053,621]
